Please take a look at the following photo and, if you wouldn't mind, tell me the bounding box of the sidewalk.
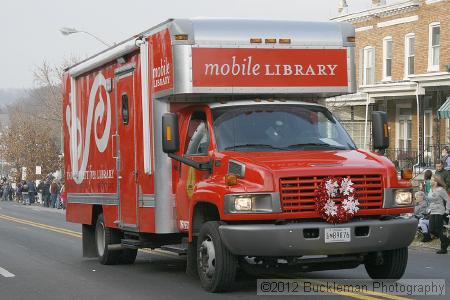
[410,237,440,250]
[0,201,65,215]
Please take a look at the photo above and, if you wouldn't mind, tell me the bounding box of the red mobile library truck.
[63,19,417,292]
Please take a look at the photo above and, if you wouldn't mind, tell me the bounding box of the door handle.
[111,133,118,159]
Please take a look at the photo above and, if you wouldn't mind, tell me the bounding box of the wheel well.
[192,202,220,236]
[92,205,103,225]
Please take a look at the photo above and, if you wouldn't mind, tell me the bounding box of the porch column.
[418,95,425,166]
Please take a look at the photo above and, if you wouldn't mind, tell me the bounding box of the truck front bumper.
[219,217,417,256]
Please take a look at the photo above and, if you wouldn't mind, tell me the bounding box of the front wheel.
[364,247,408,279]
[197,221,237,292]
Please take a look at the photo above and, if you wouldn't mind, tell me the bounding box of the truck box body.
[63,19,417,291]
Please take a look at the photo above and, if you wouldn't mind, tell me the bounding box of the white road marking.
[0,266,15,278]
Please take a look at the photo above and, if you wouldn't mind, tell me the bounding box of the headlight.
[234,197,253,211]
[224,193,282,214]
[395,190,413,205]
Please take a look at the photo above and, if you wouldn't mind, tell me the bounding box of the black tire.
[119,249,138,264]
[197,221,237,292]
[364,247,408,279]
[95,213,121,265]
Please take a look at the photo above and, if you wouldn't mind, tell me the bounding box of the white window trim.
[404,33,415,79]
[383,37,393,81]
[356,26,373,32]
[377,15,418,29]
[395,104,412,150]
[428,22,440,72]
[363,46,375,86]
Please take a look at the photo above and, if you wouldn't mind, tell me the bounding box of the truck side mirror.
[162,113,180,153]
[372,111,389,150]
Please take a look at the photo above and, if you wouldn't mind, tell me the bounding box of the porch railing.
[383,144,449,176]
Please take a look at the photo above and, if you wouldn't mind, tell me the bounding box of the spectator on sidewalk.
[22,180,29,205]
[8,183,14,201]
[16,182,23,203]
[42,178,51,207]
[50,179,59,208]
[425,175,450,254]
[59,184,67,210]
[415,190,430,242]
[1,180,9,201]
[434,161,450,192]
[423,170,432,197]
[27,179,36,206]
[37,179,44,206]
[440,216,450,255]
[442,146,450,171]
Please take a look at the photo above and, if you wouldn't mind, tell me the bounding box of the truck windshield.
[212,104,356,152]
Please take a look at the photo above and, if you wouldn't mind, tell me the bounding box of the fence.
[384,144,448,176]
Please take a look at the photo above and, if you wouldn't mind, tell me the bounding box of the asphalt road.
[1,200,449,300]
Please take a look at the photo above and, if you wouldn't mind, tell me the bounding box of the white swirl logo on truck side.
[65,73,111,184]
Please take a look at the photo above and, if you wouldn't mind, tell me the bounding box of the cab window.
[184,111,209,155]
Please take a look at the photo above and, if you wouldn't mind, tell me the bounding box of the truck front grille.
[279,174,383,213]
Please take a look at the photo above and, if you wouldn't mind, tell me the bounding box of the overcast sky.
[0,0,379,90]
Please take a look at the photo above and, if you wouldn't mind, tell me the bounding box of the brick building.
[327,0,450,171]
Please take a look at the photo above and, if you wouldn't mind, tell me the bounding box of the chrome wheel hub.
[199,236,215,278]
[96,221,105,256]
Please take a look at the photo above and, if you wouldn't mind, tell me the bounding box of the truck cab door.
[175,110,211,231]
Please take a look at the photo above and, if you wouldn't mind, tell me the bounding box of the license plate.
[325,228,351,243]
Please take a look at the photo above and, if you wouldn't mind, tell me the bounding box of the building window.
[363,46,375,85]
[404,34,415,77]
[383,37,392,81]
[428,22,440,71]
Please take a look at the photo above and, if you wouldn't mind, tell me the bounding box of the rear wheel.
[197,221,237,292]
[95,213,121,265]
[364,247,408,279]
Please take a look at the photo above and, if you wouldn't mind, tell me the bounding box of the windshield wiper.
[224,144,289,151]
[286,143,348,150]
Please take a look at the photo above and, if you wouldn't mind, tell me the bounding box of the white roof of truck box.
[66,18,355,77]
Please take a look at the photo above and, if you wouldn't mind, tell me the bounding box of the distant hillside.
[0,88,27,109]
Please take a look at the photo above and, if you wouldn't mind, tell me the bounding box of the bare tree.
[0,59,78,180]
[32,61,64,123]
[0,103,60,180]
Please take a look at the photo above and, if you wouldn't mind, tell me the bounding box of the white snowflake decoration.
[324,199,338,216]
[325,179,339,198]
[342,196,360,215]
[339,178,355,196]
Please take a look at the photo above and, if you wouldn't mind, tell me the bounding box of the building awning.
[438,97,450,119]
